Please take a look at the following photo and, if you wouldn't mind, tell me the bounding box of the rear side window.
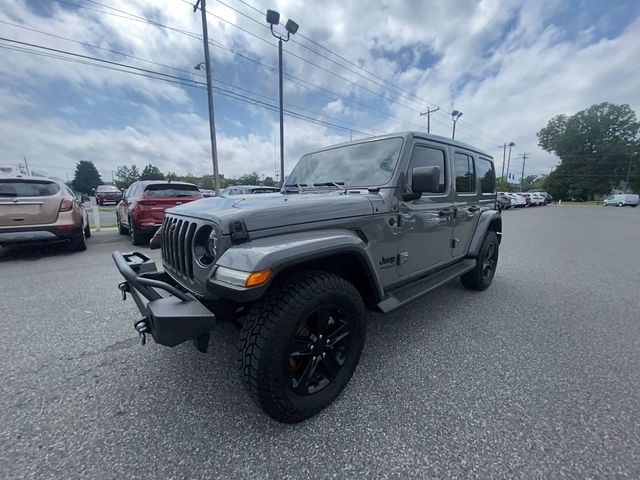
[144,184,200,196]
[408,145,446,193]
[454,153,475,193]
[477,158,495,193]
[0,179,60,197]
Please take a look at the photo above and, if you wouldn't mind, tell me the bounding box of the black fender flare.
[467,210,502,258]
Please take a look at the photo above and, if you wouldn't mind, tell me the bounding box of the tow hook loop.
[118,282,129,301]
[134,319,150,346]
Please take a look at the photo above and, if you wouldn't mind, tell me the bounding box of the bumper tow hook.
[134,319,150,345]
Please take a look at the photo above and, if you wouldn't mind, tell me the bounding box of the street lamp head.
[194,62,206,70]
[285,19,299,35]
[266,9,280,25]
[451,110,463,120]
[509,141,516,147]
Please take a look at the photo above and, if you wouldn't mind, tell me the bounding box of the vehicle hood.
[167,192,375,234]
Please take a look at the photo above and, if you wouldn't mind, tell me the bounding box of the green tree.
[72,160,101,194]
[166,171,180,181]
[537,103,640,200]
[238,171,261,185]
[496,177,510,192]
[263,176,276,187]
[114,164,141,189]
[140,164,164,180]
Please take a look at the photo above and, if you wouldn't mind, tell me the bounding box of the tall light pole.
[451,110,463,139]
[505,142,515,180]
[500,141,515,179]
[420,107,440,133]
[194,0,220,196]
[266,9,298,187]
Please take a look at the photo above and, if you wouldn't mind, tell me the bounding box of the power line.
[230,0,508,144]
[0,38,375,137]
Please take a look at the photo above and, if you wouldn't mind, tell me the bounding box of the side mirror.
[81,195,90,204]
[403,166,440,201]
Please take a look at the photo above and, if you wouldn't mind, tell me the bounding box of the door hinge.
[451,238,460,249]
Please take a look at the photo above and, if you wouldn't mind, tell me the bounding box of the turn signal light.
[244,269,272,287]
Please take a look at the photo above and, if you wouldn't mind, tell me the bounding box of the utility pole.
[500,144,507,179]
[625,152,634,193]
[518,153,531,191]
[194,0,221,196]
[420,107,440,133]
[23,156,30,176]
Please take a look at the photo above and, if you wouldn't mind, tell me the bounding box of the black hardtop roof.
[308,131,494,160]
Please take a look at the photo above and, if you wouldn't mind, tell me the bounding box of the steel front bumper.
[112,251,215,348]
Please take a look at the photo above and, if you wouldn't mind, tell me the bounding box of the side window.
[454,153,475,193]
[477,157,495,194]
[408,145,446,193]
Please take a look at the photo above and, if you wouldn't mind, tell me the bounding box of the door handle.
[468,206,480,213]
[439,209,454,216]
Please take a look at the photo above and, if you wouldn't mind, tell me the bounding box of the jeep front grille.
[162,215,197,282]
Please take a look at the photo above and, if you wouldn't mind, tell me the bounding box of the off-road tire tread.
[461,231,498,291]
[238,270,364,423]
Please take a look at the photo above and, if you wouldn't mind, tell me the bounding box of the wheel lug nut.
[319,334,323,340]
[310,345,314,351]
[322,352,326,358]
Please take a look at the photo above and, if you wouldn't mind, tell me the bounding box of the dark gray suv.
[113,132,501,422]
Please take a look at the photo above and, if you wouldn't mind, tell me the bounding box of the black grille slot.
[162,215,196,283]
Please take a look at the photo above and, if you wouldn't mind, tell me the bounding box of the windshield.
[97,186,120,192]
[286,137,404,188]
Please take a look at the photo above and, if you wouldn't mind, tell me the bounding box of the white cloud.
[0,0,639,182]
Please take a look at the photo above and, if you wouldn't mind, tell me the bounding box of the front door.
[397,142,453,277]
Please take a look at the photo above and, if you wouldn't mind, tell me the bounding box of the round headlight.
[207,229,218,258]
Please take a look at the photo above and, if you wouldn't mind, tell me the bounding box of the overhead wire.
[0,38,375,137]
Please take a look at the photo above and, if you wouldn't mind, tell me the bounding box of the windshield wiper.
[313,181,346,192]
[283,183,307,193]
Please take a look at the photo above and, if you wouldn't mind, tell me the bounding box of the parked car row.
[497,191,553,209]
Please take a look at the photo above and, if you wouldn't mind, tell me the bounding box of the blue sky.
[1,0,639,183]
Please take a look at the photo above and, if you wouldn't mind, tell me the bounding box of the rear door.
[451,151,482,258]
[0,179,61,226]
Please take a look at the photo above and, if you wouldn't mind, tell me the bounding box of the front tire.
[461,231,499,291]
[238,271,366,423]
[618,202,624,207]
[117,214,128,235]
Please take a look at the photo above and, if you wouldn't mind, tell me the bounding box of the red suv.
[116,181,203,245]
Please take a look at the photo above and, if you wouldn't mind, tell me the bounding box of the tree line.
[538,102,639,200]
[70,161,276,194]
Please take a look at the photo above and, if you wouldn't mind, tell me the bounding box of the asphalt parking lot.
[1,205,639,479]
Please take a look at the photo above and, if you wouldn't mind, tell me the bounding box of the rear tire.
[238,270,366,423]
[84,223,91,239]
[69,230,87,252]
[129,218,146,245]
[461,231,499,291]
[618,202,624,207]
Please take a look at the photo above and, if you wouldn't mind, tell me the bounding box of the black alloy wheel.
[285,305,353,396]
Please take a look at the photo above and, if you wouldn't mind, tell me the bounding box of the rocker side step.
[377,259,475,313]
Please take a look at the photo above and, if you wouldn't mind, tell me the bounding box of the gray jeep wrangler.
[113,132,501,423]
